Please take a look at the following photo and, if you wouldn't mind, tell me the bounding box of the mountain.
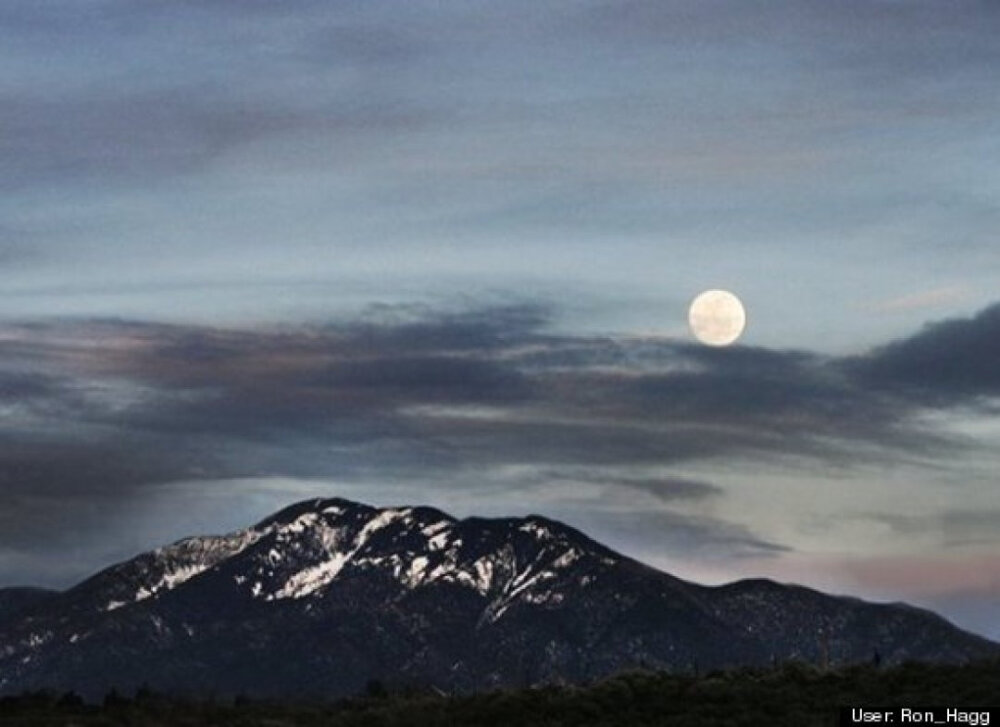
[0,497,996,699]
[0,587,58,627]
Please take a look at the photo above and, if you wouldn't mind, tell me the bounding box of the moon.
[688,290,746,347]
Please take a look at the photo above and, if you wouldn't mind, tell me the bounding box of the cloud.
[580,0,1000,70]
[573,508,792,561]
[870,286,968,314]
[860,510,1000,550]
[849,302,1000,403]
[0,86,436,193]
[5,301,991,482]
[572,473,723,504]
[0,369,63,403]
[0,1,444,195]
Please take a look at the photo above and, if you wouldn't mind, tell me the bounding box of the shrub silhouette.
[0,659,995,725]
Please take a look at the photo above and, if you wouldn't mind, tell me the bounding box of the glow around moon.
[688,290,746,347]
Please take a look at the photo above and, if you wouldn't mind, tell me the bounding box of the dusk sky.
[2,1,999,639]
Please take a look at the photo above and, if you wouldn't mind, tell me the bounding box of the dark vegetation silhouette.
[0,659,997,726]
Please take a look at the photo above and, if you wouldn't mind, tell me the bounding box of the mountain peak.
[253,496,378,529]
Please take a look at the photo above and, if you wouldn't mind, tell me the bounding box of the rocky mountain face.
[0,498,996,699]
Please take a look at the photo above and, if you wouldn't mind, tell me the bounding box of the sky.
[1,0,999,639]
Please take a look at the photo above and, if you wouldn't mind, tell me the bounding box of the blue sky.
[2,1,999,639]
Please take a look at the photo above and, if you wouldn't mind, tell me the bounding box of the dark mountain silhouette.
[0,497,996,699]
[0,587,58,627]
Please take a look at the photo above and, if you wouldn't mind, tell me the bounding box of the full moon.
[688,290,746,347]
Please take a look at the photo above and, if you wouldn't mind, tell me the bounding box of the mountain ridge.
[1,496,996,699]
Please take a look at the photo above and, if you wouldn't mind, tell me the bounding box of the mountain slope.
[0,587,58,627]
[0,497,996,699]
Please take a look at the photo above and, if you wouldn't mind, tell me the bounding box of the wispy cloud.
[870,286,968,313]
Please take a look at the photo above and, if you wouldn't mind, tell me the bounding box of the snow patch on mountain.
[428,531,450,551]
[518,520,554,541]
[552,547,583,569]
[473,557,495,591]
[422,520,450,537]
[118,527,269,609]
[403,556,430,587]
[135,563,210,602]
[269,552,352,601]
[276,511,321,537]
[363,507,414,535]
[266,508,418,600]
[524,590,564,606]
[25,632,52,649]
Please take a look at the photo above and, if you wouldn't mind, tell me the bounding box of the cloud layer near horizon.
[2,301,999,587]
